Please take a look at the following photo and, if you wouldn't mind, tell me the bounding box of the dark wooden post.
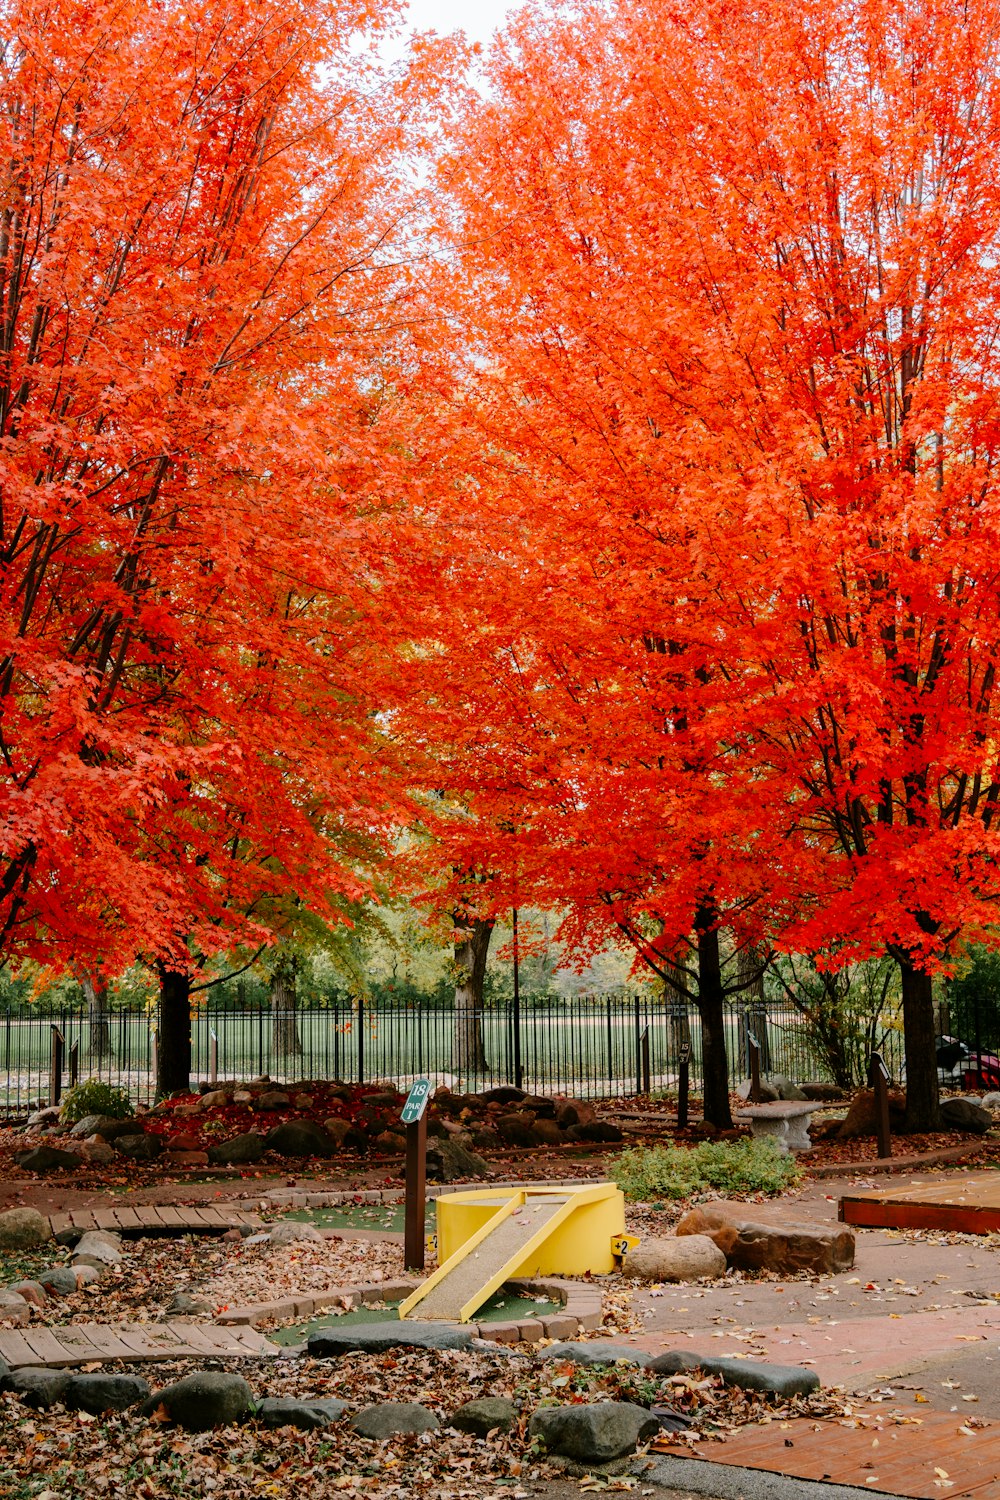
[49,1026,65,1107]
[747,1032,762,1103]
[401,1078,430,1272]
[641,1027,651,1096]
[869,1052,892,1159]
[209,1029,218,1086]
[68,1040,79,1089]
[677,1041,691,1129]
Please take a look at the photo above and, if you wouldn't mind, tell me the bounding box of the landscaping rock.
[13,1145,82,1172]
[9,1279,47,1308]
[38,1265,81,1297]
[0,1206,51,1250]
[68,1115,136,1141]
[114,1133,164,1161]
[496,1112,537,1147]
[292,1093,315,1110]
[519,1094,558,1119]
[940,1097,994,1133]
[351,1402,440,1438]
[255,1396,348,1430]
[198,1090,230,1109]
[165,1132,201,1152]
[165,1291,213,1317]
[538,1341,648,1367]
[676,1202,856,1274]
[307,1322,473,1356]
[72,1263,103,1288]
[268,1220,325,1246]
[373,1129,407,1153]
[555,1100,595,1128]
[624,1234,727,1282]
[530,1119,566,1146]
[72,1230,122,1266]
[264,1120,333,1157]
[0,1292,30,1323]
[26,1105,61,1126]
[483,1086,527,1105]
[207,1131,265,1165]
[837,1087,906,1139]
[78,1140,117,1164]
[530,1402,659,1462]
[451,1397,518,1435]
[141,1371,253,1430]
[9,1368,72,1407]
[425,1138,488,1182]
[565,1120,624,1143]
[981,1091,1000,1113]
[168,1150,210,1168]
[322,1118,354,1147]
[0,1357,10,1388]
[647,1351,819,1396]
[256,1090,291,1110]
[65,1373,150,1413]
[799,1082,847,1102]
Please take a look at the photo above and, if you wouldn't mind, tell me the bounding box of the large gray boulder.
[68,1115,136,1141]
[647,1351,819,1397]
[255,1396,347,1430]
[113,1133,163,1162]
[530,1402,659,1461]
[206,1132,265,1165]
[0,1292,30,1324]
[0,1207,51,1250]
[141,1371,253,1429]
[537,1341,648,1367]
[72,1231,122,1267]
[425,1139,488,1182]
[13,1145,81,1172]
[264,1120,334,1157]
[940,1097,994,1134]
[9,1368,72,1408]
[65,1373,150,1413]
[38,1266,80,1298]
[267,1220,325,1247]
[450,1397,517,1435]
[307,1322,473,1356]
[351,1402,440,1438]
[624,1235,726,1282]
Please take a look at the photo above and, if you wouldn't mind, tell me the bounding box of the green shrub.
[60,1078,134,1125]
[611,1137,799,1201]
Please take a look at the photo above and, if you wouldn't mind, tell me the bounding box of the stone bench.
[734,1100,818,1153]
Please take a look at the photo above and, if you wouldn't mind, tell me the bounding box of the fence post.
[606,996,614,1085]
[209,1029,218,1086]
[634,997,643,1095]
[641,1028,651,1096]
[357,994,365,1086]
[68,1040,79,1090]
[150,1027,158,1096]
[49,1026,64,1106]
[512,906,523,1090]
[677,1040,690,1129]
[747,1032,762,1102]
[868,1051,892,1159]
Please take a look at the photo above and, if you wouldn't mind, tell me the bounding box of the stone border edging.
[215,1273,603,1344]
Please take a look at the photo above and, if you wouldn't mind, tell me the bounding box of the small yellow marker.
[611,1233,640,1259]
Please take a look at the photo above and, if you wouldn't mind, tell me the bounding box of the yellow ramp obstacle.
[399,1182,624,1325]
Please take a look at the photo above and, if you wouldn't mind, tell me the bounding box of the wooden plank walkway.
[47,1205,262,1239]
[0,1320,277,1368]
[839,1170,1000,1234]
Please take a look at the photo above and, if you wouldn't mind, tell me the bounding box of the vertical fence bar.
[633,997,642,1095]
[357,994,365,1086]
[68,1039,79,1089]
[49,1025,64,1107]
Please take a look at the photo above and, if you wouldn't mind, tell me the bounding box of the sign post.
[868,1052,892,1160]
[677,1041,691,1130]
[747,1031,762,1103]
[401,1078,430,1271]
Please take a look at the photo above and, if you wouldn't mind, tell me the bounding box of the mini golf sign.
[401,1077,431,1125]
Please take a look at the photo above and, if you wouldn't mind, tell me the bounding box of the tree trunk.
[900,956,939,1131]
[82,973,112,1063]
[156,965,192,1099]
[451,914,495,1080]
[695,916,733,1129]
[271,966,303,1057]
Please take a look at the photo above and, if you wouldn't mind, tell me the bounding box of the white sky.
[403,0,517,46]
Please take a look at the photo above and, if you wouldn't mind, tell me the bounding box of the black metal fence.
[0,991,916,1114]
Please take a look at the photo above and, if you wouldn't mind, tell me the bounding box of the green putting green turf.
[279,1201,418,1234]
[268,1288,562,1345]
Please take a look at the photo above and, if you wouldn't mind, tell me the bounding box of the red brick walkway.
[655,1408,998,1497]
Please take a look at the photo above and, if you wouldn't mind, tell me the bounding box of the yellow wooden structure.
[399,1181,625,1324]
